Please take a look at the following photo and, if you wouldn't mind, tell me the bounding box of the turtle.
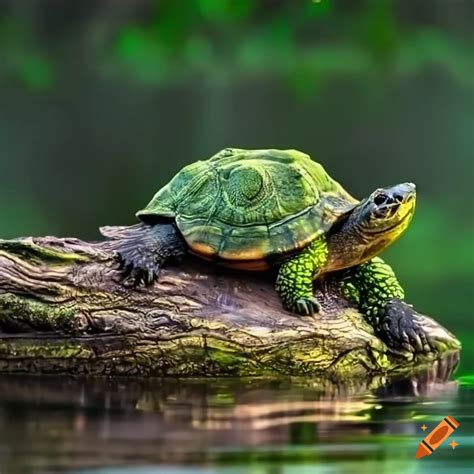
[104,148,429,352]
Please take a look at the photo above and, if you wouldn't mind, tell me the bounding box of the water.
[0,357,472,474]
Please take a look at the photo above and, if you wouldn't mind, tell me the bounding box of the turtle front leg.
[102,223,187,286]
[275,237,329,316]
[337,257,431,353]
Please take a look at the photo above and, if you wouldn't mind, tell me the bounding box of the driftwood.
[0,226,460,377]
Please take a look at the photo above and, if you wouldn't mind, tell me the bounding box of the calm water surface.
[0,356,472,474]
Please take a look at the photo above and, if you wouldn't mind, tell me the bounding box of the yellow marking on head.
[383,198,416,243]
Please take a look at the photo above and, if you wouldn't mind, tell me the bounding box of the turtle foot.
[117,247,161,287]
[102,223,187,288]
[377,300,434,354]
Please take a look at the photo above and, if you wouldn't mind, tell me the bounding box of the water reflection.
[0,352,472,474]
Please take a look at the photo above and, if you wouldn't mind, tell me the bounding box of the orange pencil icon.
[416,416,460,459]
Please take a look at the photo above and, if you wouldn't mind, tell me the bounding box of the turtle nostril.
[393,193,404,203]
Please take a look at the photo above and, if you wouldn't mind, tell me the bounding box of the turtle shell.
[137,149,358,267]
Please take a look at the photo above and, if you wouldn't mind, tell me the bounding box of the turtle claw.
[116,249,161,287]
[378,300,433,354]
[294,297,321,316]
[146,268,156,286]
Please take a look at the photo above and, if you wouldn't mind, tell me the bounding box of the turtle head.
[353,182,416,257]
[326,183,417,270]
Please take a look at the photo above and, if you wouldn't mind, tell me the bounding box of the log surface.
[0,228,460,377]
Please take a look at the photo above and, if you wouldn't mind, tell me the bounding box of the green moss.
[331,348,392,376]
[0,293,76,331]
[0,241,89,263]
[207,347,251,374]
[0,340,92,359]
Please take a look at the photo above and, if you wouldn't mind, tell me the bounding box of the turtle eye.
[374,192,388,206]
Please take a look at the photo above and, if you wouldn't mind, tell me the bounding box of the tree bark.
[0,227,460,377]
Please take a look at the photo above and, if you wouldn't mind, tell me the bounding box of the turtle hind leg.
[101,223,187,286]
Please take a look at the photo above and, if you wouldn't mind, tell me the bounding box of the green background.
[0,0,472,373]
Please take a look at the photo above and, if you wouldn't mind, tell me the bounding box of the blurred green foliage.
[108,0,474,92]
[0,0,472,91]
[0,0,472,373]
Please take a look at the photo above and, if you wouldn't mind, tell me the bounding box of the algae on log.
[0,227,460,377]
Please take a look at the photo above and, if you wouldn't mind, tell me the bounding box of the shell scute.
[137,149,358,261]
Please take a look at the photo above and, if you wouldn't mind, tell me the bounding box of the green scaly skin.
[337,257,404,319]
[276,237,328,315]
[275,238,405,317]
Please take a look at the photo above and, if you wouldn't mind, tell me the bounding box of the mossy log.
[0,226,460,377]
